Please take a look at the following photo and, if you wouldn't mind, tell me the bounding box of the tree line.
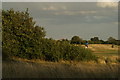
[69,36,120,45]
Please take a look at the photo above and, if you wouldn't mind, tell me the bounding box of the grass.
[81,44,119,64]
[0,57,2,79]
[2,44,120,78]
[2,60,119,78]
[82,44,119,56]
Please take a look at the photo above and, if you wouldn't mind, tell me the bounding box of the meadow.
[88,44,118,56]
[2,60,119,78]
[2,44,120,78]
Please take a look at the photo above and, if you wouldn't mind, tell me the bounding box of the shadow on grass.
[2,60,119,78]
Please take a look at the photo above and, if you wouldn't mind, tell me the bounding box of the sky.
[2,2,118,40]
[1,0,119,2]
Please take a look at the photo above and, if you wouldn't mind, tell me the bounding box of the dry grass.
[82,44,119,64]
[88,44,118,51]
[2,60,119,78]
[0,57,2,79]
[82,44,119,57]
[82,44,118,53]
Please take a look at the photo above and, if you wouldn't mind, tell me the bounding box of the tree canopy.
[107,37,116,44]
[71,36,82,44]
[2,9,46,60]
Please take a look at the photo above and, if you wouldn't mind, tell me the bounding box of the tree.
[0,10,1,43]
[71,36,82,44]
[99,40,105,44]
[91,37,99,41]
[2,9,46,60]
[90,37,100,44]
[107,37,116,44]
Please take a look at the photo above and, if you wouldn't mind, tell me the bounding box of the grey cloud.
[2,2,118,40]
[97,2,118,8]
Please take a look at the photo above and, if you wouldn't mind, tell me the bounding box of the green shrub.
[2,9,97,62]
[40,39,97,62]
[2,9,45,60]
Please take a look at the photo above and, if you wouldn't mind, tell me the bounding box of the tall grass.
[2,60,119,78]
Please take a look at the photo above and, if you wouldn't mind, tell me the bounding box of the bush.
[2,9,97,62]
[2,9,45,60]
[40,39,97,62]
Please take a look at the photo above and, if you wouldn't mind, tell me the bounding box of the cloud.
[54,11,73,15]
[93,16,104,19]
[61,6,67,10]
[79,11,96,14]
[97,0,118,2]
[54,10,97,15]
[97,0,118,8]
[42,6,67,11]
[97,2,118,8]
[113,22,118,24]
[42,6,58,10]
[2,0,119,2]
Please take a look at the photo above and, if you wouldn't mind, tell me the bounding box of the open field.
[2,44,120,78]
[82,44,119,64]
[82,44,119,58]
[88,44,118,54]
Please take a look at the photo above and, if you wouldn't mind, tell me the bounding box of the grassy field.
[82,44,119,64]
[2,44,120,78]
[87,44,118,54]
[82,44,119,58]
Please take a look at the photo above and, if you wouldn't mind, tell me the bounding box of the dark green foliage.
[40,39,96,61]
[2,9,45,60]
[40,38,61,61]
[107,37,119,45]
[71,36,82,44]
[89,37,120,45]
[107,37,116,43]
[90,37,101,44]
[91,37,99,41]
[2,9,97,61]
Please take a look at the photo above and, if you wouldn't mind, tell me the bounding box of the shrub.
[40,39,97,62]
[2,9,97,62]
[2,9,45,60]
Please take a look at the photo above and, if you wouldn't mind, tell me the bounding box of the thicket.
[2,9,97,61]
